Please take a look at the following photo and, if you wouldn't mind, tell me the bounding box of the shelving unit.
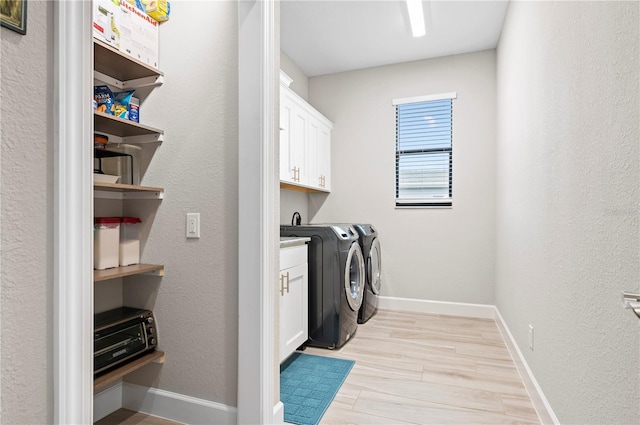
[94,264,164,282]
[94,39,164,88]
[94,351,165,393]
[94,111,164,142]
[93,37,166,393]
[94,182,164,200]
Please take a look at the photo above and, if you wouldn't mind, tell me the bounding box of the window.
[393,92,456,207]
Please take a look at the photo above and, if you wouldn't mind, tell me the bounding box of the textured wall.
[308,51,497,304]
[120,1,239,406]
[0,1,53,423]
[495,2,640,423]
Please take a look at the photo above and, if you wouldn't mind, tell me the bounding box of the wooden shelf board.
[94,111,164,138]
[280,181,330,194]
[94,264,164,282]
[94,182,164,193]
[94,39,163,81]
[94,350,165,393]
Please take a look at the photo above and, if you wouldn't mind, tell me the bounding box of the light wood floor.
[97,309,540,425]
[95,408,182,425]
[305,309,541,425]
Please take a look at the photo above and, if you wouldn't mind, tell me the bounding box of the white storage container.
[119,217,141,266]
[94,217,120,270]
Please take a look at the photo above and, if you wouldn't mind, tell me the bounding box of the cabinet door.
[279,262,308,362]
[307,116,321,189]
[290,101,308,185]
[281,89,308,186]
[317,122,331,191]
[280,92,295,184]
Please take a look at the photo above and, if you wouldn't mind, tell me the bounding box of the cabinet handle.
[280,272,290,296]
[322,175,326,188]
[291,167,297,182]
[296,167,301,182]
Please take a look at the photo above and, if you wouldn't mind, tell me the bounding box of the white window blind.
[394,93,456,207]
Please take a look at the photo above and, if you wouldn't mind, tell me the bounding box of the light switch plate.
[186,213,200,239]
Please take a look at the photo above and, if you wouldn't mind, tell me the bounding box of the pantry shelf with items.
[91,0,169,404]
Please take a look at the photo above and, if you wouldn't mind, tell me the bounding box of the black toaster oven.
[94,307,158,374]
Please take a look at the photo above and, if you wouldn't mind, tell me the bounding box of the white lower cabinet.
[279,244,309,362]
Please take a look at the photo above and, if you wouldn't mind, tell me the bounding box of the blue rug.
[280,352,355,425]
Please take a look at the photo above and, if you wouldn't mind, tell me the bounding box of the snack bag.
[113,90,136,120]
[94,85,115,115]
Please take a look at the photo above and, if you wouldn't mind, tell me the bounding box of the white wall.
[117,1,239,406]
[495,2,639,423]
[281,51,308,101]
[280,189,309,225]
[0,1,53,423]
[308,51,496,304]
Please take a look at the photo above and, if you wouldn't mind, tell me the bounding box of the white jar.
[94,217,120,270]
[119,217,141,266]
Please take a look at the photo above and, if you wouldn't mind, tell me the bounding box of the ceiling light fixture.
[406,0,426,37]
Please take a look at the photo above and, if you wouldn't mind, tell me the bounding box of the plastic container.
[119,217,142,266]
[94,217,121,270]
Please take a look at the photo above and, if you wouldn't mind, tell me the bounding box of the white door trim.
[53,0,94,423]
[54,1,277,422]
[238,0,277,423]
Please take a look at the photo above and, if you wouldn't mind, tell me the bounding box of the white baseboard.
[493,308,560,425]
[94,383,123,422]
[123,383,237,424]
[378,296,495,319]
[273,401,284,424]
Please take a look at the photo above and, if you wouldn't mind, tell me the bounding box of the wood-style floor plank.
[95,409,182,425]
[303,309,541,425]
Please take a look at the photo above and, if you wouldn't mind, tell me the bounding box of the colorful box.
[93,0,122,49]
[118,0,159,68]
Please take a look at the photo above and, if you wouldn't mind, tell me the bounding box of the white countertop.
[280,236,311,248]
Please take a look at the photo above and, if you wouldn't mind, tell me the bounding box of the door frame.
[53,0,94,423]
[238,0,278,423]
[53,1,276,423]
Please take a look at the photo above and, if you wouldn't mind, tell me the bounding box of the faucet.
[291,212,301,226]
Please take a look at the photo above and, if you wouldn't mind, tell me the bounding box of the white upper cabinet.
[279,71,332,192]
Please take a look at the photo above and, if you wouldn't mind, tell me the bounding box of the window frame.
[393,92,456,209]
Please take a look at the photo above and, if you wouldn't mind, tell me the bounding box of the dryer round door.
[344,242,365,311]
[368,237,382,295]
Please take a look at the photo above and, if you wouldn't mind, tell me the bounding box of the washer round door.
[368,237,382,295]
[344,242,365,311]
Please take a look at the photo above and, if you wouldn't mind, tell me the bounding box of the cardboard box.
[118,0,159,69]
[93,0,122,49]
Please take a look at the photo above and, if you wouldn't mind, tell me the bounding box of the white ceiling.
[281,0,509,77]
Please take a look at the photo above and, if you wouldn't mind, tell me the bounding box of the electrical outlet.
[528,324,534,351]
[186,213,200,239]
